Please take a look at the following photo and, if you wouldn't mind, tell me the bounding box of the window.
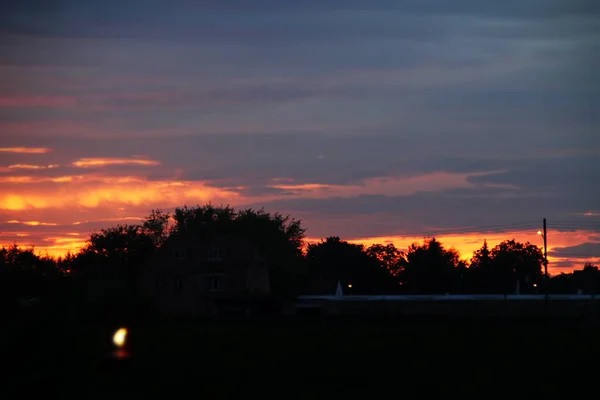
[208,277,222,291]
[156,277,166,292]
[208,248,223,261]
[174,277,182,293]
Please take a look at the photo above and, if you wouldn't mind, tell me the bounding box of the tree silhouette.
[306,237,400,295]
[0,244,63,314]
[549,273,575,294]
[469,240,494,293]
[489,239,544,294]
[572,263,600,294]
[79,224,155,267]
[471,240,492,270]
[366,243,406,277]
[142,208,172,247]
[400,238,464,294]
[75,224,156,307]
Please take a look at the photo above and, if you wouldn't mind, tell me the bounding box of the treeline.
[1,204,599,311]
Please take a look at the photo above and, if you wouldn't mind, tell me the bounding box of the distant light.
[348,284,352,288]
[537,231,543,235]
[533,283,538,288]
[113,328,128,348]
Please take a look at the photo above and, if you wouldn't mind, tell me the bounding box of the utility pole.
[543,218,549,303]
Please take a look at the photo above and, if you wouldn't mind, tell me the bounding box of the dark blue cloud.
[1,0,598,243]
[246,186,599,239]
[2,0,598,42]
[550,243,600,259]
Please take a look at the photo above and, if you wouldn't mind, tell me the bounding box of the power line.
[383,222,543,238]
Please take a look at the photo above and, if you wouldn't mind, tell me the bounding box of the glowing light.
[348,284,353,288]
[113,328,128,348]
[537,231,543,236]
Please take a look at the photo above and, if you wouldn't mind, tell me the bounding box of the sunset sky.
[1,1,598,274]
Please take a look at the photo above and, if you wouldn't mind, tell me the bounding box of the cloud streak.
[8,164,59,169]
[72,157,161,168]
[0,147,51,154]
[0,1,597,269]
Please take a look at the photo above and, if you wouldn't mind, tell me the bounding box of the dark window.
[208,277,223,291]
[156,277,166,292]
[174,277,182,293]
[208,249,223,261]
[174,250,187,259]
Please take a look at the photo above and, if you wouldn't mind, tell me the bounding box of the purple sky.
[0,0,598,268]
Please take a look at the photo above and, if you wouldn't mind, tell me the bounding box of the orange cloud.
[0,174,147,185]
[8,164,59,169]
[0,162,596,271]
[0,176,78,184]
[0,147,51,154]
[7,220,58,226]
[0,179,240,211]
[72,157,160,168]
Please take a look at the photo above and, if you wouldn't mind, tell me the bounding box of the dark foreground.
[3,311,600,397]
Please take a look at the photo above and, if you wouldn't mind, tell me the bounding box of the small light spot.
[113,327,128,348]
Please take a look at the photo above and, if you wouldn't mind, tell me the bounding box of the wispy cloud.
[72,157,160,168]
[0,0,596,270]
[7,220,58,226]
[0,174,148,185]
[8,164,59,169]
[0,179,239,211]
[0,147,51,154]
[0,95,76,108]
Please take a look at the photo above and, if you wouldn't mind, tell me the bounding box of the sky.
[0,0,598,274]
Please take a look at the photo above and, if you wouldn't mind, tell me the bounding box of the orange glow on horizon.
[0,227,596,273]
[337,229,599,275]
[0,238,89,258]
[0,155,597,274]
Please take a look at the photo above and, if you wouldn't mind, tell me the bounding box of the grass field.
[4,310,599,397]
